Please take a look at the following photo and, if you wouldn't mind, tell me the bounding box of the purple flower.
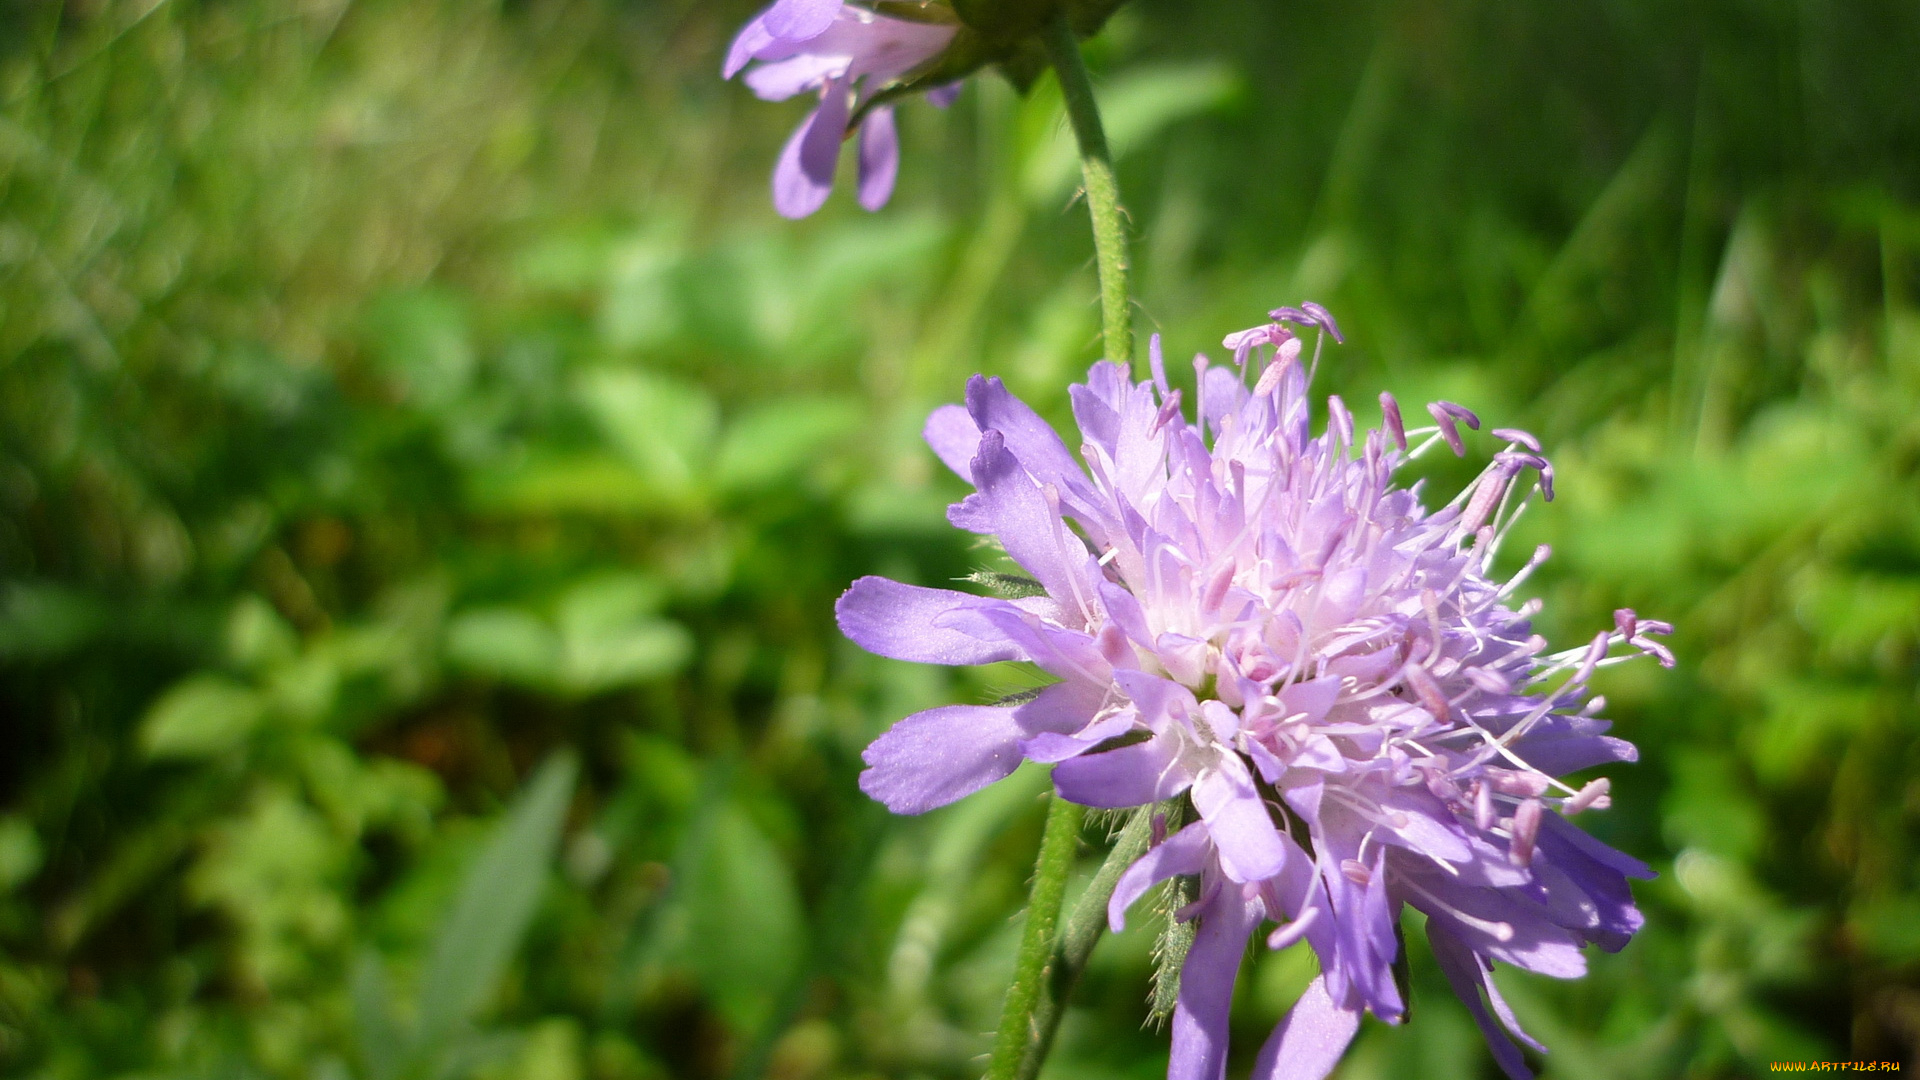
[837,305,1668,1080]
[725,0,960,218]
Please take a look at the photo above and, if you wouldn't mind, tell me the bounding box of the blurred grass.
[0,0,1917,1078]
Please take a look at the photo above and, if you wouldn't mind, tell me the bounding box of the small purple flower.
[725,0,959,218]
[837,305,1668,1080]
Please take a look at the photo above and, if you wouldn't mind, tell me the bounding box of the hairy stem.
[986,794,1085,1080]
[1002,803,1159,1080]
[1040,14,1133,366]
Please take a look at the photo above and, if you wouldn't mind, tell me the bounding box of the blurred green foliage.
[0,0,1916,1078]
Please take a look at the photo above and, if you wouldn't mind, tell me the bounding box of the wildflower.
[724,0,961,218]
[837,305,1667,1080]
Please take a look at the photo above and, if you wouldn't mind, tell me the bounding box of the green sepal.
[1062,0,1130,36]
[868,1,962,25]
[1146,798,1193,1025]
[994,38,1051,94]
[1390,920,1414,1023]
[949,0,1058,39]
[964,569,1049,598]
[1149,873,1197,1025]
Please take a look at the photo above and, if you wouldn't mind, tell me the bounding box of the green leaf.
[553,574,667,637]
[365,288,477,410]
[226,594,299,671]
[506,1019,584,1080]
[138,674,268,758]
[415,751,578,1051]
[681,799,806,1035]
[558,620,691,694]
[445,608,563,686]
[0,581,106,662]
[713,397,862,494]
[462,451,659,516]
[622,733,700,814]
[1662,751,1764,861]
[0,816,43,893]
[184,788,351,988]
[554,575,690,693]
[351,950,404,1080]
[263,651,342,725]
[1852,896,1920,965]
[596,232,686,351]
[574,369,718,497]
[448,587,690,696]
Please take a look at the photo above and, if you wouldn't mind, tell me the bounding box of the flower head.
[725,0,961,218]
[837,306,1668,1080]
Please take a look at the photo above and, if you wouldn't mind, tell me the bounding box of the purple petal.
[1097,576,1155,651]
[926,81,962,108]
[1170,885,1261,1080]
[1247,739,1286,783]
[934,604,1111,686]
[1109,821,1212,932]
[1481,960,1549,1054]
[966,375,1083,486]
[1428,924,1535,1080]
[1277,677,1341,725]
[1337,852,1404,1019]
[859,704,1023,814]
[922,403,980,479]
[761,0,842,41]
[947,429,1095,616]
[1249,976,1361,1080]
[1112,670,1198,731]
[1018,686,1132,760]
[833,16,958,84]
[1020,715,1133,764]
[1052,732,1191,808]
[1013,679,1108,737]
[1409,873,1588,978]
[1154,632,1209,686]
[856,106,898,211]
[965,375,1109,538]
[1191,758,1289,882]
[744,52,846,100]
[1537,810,1655,880]
[1260,834,1341,967]
[723,15,777,78]
[835,577,1028,665]
[772,79,850,219]
[1017,684,1131,759]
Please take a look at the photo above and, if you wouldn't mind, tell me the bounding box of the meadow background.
[2,0,1918,1077]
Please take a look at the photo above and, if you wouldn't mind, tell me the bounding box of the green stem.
[986,793,1085,1080]
[1040,14,1133,367]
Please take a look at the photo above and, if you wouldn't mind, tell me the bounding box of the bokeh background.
[3,0,1918,1077]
